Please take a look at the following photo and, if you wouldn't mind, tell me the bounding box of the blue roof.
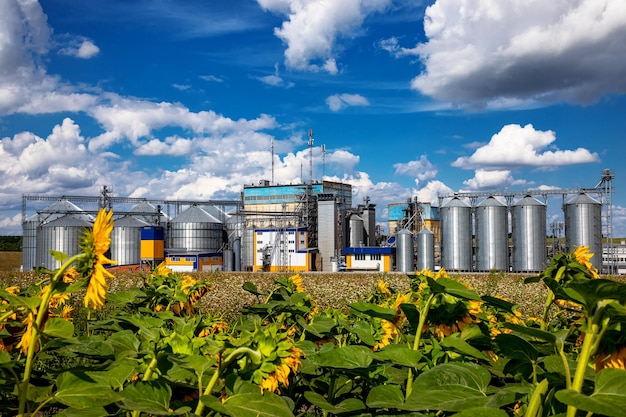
[344,247,395,255]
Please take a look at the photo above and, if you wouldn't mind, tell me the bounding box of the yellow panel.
[141,240,164,259]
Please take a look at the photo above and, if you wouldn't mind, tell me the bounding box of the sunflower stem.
[17,253,86,417]
[406,292,436,400]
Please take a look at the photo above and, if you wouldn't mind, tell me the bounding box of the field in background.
[0,251,21,271]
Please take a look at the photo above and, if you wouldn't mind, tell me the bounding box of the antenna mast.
[271,137,275,185]
[308,129,314,184]
[321,144,326,179]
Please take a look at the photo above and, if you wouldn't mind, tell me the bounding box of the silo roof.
[43,214,92,227]
[115,216,149,227]
[565,193,600,205]
[172,205,221,223]
[44,199,84,213]
[477,196,506,207]
[442,197,470,208]
[513,195,545,206]
[417,228,434,235]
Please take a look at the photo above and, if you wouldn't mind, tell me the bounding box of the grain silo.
[416,228,435,271]
[511,195,546,272]
[21,214,39,271]
[36,215,92,270]
[348,214,365,247]
[396,229,414,272]
[110,215,149,266]
[318,198,339,271]
[225,214,243,271]
[169,205,223,251]
[440,197,472,271]
[564,193,602,271]
[475,197,509,271]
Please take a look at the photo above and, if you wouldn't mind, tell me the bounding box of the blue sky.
[1,0,625,237]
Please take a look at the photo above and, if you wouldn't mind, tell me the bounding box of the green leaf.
[494,333,539,362]
[350,319,377,346]
[427,277,482,301]
[374,344,422,367]
[452,407,509,417]
[441,334,492,362]
[556,368,626,417]
[43,317,75,339]
[86,359,137,390]
[117,380,172,414]
[50,250,68,263]
[303,391,364,414]
[349,302,397,322]
[404,362,493,411]
[309,345,374,369]
[502,322,556,344]
[296,315,336,337]
[481,295,518,313]
[366,384,405,409]
[220,391,295,417]
[55,371,120,408]
[54,406,110,417]
[399,302,420,331]
[107,288,145,305]
[242,281,262,296]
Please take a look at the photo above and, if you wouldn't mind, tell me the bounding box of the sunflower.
[573,245,599,278]
[289,274,305,292]
[374,319,398,351]
[377,279,391,296]
[594,346,626,371]
[79,208,116,309]
[15,311,37,354]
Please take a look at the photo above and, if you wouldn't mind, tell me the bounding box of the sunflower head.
[573,245,599,278]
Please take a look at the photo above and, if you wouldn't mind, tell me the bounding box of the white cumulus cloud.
[461,169,530,191]
[393,155,437,185]
[257,0,391,73]
[452,124,599,170]
[326,93,370,111]
[402,0,626,107]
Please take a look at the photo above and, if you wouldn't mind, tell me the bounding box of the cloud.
[393,155,437,185]
[404,0,626,107]
[256,63,295,88]
[199,74,224,83]
[59,39,100,59]
[452,124,599,169]
[461,169,531,191]
[326,93,370,111]
[257,0,391,73]
[172,83,191,91]
[412,180,454,206]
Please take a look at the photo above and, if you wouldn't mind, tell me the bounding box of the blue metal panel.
[344,247,395,255]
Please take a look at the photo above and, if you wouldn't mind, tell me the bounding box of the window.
[355,254,366,261]
[371,254,381,261]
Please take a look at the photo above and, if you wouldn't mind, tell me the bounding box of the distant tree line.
[0,236,22,251]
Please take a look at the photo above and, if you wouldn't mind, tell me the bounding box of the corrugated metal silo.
[475,197,509,271]
[349,214,364,247]
[416,228,434,271]
[440,197,472,271]
[241,226,254,271]
[22,214,39,271]
[564,193,602,271]
[232,236,242,271]
[511,195,546,272]
[129,201,163,225]
[36,215,91,270]
[222,249,234,271]
[111,215,148,266]
[396,229,414,272]
[170,205,223,251]
[318,198,338,271]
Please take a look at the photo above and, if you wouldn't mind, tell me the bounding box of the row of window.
[353,254,382,261]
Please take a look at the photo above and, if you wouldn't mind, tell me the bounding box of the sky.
[1,0,626,237]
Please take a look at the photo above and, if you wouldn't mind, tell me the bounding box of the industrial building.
[20,169,618,275]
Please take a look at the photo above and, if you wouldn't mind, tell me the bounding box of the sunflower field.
[1,209,626,417]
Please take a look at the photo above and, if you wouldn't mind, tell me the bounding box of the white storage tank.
[396,229,414,272]
[475,197,509,271]
[21,214,40,271]
[110,215,148,266]
[169,205,223,251]
[349,214,365,247]
[440,197,472,271]
[564,193,602,271]
[36,215,92,270]
[416,228,435,271]
[511,195,546,272]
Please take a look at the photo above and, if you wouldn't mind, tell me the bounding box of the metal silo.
[170,205,223,251]
[396,229,414,272]
[416,228,435,271]
[241,226,255,271]
[440,197,472,271]
[349,214,364,247]
[111,215,148,266]
[318,198,338,271]
[36,215,91,270]
[564,193,602,271]
[22,214,40,271]
[475,197,508,271]
[511,195,546,272]
[129,201,164,225]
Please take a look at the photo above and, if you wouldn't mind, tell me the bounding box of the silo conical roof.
[565,193,601,205]
[514,195,545,206]
[172,205,221,223]
[477,196,506,207]
[442,196,470,208]
[115,215,149,227]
